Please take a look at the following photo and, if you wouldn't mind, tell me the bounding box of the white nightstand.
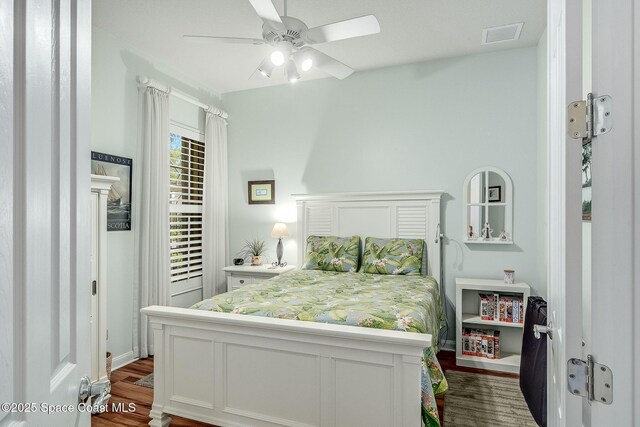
[223,264,296,292]
[455,277,531,373]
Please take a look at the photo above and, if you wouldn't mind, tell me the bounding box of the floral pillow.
[360,237,424,275]
[301,235,360,272]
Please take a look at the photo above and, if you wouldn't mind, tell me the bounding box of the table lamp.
[271,223,288,267]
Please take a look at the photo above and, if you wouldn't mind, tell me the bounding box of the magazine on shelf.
[479,292,525,324]
[462,327,501,359]
[479,293,493,320]
[519,299,524,323]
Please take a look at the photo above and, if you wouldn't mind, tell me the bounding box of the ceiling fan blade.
[304,48,354,80]
[248,0,285,32]
[302,15,380,44]
[183,35,265,45]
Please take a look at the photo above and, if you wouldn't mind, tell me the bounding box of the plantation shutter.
[169,132,204,286]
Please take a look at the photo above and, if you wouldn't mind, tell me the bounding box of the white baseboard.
[111,350,137,371]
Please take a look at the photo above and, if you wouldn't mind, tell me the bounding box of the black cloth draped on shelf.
[520,296,548,427]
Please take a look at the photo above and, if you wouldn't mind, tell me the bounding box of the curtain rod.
[137,76,228,119]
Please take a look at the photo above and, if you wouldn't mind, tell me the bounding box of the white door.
[0,0,92,426]
[547,0,638,425]
[588,0,637,424]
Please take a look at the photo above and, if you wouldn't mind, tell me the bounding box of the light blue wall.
[222,47,545,342]
[91,27,222,363]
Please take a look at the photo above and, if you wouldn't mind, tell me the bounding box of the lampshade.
[270,42,291,67]
[270,50,285,66]
[293,48,314,73]
[271,223,289,238]
[257,58,276,78]
[301,57,313,72]
[285,59,300,83]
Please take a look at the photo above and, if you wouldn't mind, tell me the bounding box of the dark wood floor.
[92,350,518,426]
[91,357,216,427]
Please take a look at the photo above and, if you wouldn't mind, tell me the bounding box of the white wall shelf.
[457,352,522,370]
[455,277,531,373]
[464,239,513,245]
[461,313,525,328]
[467,202,508,207]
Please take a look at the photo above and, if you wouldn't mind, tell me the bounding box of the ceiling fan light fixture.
[301,57,313,72]
[257,58,275,78]
[270,50,285,66]
[270,42,292,66]
[286,59,300,83]
[292,49,313,73]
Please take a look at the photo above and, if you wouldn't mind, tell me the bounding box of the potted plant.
[240,238,267,266]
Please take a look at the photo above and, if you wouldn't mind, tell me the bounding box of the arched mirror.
[463,167,513,244]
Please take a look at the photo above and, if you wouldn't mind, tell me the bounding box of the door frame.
[546,0,584,424]
[634,0,640,419]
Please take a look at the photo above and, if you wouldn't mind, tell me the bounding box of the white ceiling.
[93,0,546,94]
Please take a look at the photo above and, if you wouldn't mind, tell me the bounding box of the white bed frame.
[142,190,443,427]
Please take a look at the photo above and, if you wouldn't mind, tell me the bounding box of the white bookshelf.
[455,278,531,373]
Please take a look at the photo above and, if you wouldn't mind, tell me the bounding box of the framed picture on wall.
[248,180,275,204]
[91,151,133,231]
[488,185,502,203]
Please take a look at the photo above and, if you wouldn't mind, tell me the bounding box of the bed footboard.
[141,305,430,427]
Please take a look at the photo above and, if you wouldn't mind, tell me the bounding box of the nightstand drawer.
[228,275,253,290]
[223,265,296,293]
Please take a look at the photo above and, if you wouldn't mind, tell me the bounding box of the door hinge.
[92,280,97,295]
[567,354,613,404]
[568,93,612,144]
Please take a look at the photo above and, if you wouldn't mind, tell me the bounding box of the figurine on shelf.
[468,225,475,239]
[504,269,515,284]
[481,222,493,240]
[498,230,511,241]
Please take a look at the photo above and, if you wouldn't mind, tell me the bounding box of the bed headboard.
[292,191,444,281]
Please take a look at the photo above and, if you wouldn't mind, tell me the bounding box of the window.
[169,129,205,290]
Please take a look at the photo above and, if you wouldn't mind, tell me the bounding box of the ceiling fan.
[184,0,381,82]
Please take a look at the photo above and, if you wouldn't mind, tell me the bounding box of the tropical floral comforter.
[192,269,448,426]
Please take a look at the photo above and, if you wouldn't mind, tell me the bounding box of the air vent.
[481,22,524,45]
